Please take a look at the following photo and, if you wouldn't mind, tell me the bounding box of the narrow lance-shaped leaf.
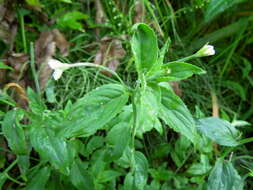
[148,62,205,82]
[70,159,95,190]
[25,167,51,190]
[2,109,28,155]
[131,23,158,74]
[158,82,199,144]
[30,127,74,174]
[58,84,129,138]
[134,151,149,190]
[106,122,131,161]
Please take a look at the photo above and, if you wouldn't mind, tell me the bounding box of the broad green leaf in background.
[25,167,51,190]
[170,136,191,167]
[149,167,173,181]
[97,170,122,183]
[207,158,244,190]
[106,122,131,161]
[27,88,47,114]
[0,61,13,70]
[84,136,104,157]
[159,83,199,144]
[30,127,74,174]
[150,62,205,82]
[123,173,134,190]
[187,154,212,175]
[134,151,149,190]
[197,117,240,146]
[70,159,95,190]
[131,23,158,74]
[59,84,129,138]
[205,0,247,23]
[90,149,106,179]
[57,11,88,30]
[2,109,28,155]
[146,180,160,190]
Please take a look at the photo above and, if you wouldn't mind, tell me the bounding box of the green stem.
[5,173,25,186]
[166,54,197,64]
[130,91,138,173]
[239,137,253,145]
[30,42,40,94]
[4,159,18,173]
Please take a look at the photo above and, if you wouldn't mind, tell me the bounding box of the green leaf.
[135,87,162,137]
[159,83,199,144]
[148,38,171,75]
[57,11,88,30]
[131,23,158,74]
[0,173,7,189]
[205,0,246,23]
[207,158,244,190]
[57,0,72,3]
[149,168,173,181]
[30,127,74,174]
[171,136,191,167]
[123,173,134,190]
[27,88,47,114]
[70,159,95,190]
[187,154,212,175]
[25,0,43,7]
[84,136,104,157]
[106,122,131,161]
[25,167,51,190]
[150,62,205,82]
[59,84,128,138]
[18,155,30,176]
[134,151,149,190]
[0,92,16,107]
[97,170,122,183]
[0,61,13,70]
[2,109,28,155]
[197,117,240,146]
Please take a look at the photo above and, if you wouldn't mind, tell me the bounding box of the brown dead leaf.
[95,0,106,36]
[94,36,126,76]
[170,81,182,97]
[134,0,145,23]
[1,53,29,88]
[52,29,69,56]
[4,82,28,109]
[35,29,69,89]
[0,3,17,51]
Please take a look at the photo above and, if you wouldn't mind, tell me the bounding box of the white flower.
[48,59,71,80]
[196,44,215,57]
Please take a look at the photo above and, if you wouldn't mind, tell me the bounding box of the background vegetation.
[0,0,253,189]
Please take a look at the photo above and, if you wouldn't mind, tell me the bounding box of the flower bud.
[196,44,215,57]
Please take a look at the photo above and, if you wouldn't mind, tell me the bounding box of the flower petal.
[52,69,64,80]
